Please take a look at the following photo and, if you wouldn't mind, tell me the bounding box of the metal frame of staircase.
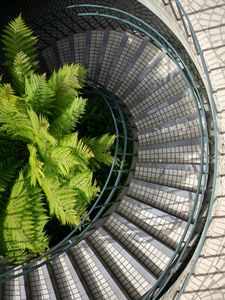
[0,1,218,299]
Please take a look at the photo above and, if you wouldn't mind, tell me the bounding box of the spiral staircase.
[0,1,224,299]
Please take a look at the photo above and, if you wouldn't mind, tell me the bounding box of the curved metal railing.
[160,1,218,298]
[0,81,132,281]
[0,4,217,300]
[36,4,210,298]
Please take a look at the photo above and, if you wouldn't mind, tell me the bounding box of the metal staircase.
[0,1,219,299]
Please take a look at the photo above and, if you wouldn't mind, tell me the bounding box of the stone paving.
[159,1,225,299]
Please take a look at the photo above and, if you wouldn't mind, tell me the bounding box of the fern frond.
[48,64,87,94]
[0,171,48,262]
[27,109,57,148]
[60,132,94,168]
[28,144,45,187]
[48,64,87,121]
[2,15,38,71]
[84,134,116,168]
[39,174,80,226]
[49,146,78,178]
[0,90,56,149]
[0,85,34,141]
[0,83,18,103]
[24,73,55,115]
[50,96,86,138]
[69,170,100,205]
[0,157,22,194]
[11,51,34,94]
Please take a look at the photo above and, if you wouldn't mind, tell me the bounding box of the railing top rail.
[0,5,217,300]
[0,81,130,281]
[166,1,218,298]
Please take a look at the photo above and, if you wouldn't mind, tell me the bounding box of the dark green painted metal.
[0,5,217,300]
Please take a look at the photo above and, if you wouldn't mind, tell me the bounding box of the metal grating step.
[137,113,200,146]
[118,196,193,250]
[134,162,201,192]
[69,240,127,300]
[87,227,156,300]
[26,263,57,300]
[3,268,26,300]
[127,178,198,221]
[103,212,173,277]
[138,138,202,164]
[51,253,89,300]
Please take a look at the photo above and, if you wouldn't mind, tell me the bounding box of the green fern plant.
[0,15,116,263]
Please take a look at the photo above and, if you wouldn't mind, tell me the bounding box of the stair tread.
[3,268,26,300]
[88,227,155,300]
[104,212,173,277]
[27,263,57,300]
[134,162,201,192]
[51,253,89,300]
[118,195,193,249]
[70,240,127,300]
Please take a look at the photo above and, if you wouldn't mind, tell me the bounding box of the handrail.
[164,1,218,298]
[53,5,209,298]
[0,5,216,300]
[0,81,131,281]
[55,5,211,299]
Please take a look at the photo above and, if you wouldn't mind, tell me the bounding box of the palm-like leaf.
[0,91,55,148]
[11,51,34,94]
[0,171,48,263]
[69,170,100,208]
[27,109,57,149]
[60,132,94,168]
[0,157,22,194]
[49,146,78,178]
[28,144,45,187]
[0,16,116,263]
[50,96,87,138]
[39,174,81,226]
[2,14,38,71]
[24,73,55,115]
[48,64,87,97]
[85,134,116,168]
[48,64,87,123]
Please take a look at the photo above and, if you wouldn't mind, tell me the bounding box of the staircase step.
[134,162,201,192]
[123,57,179,108]
[51,253,89,300]
[118,51,165,99]
[111,39,149,94]
[57,36,72,66]
[104,212,173,277]
[87,227,156,300]
[26,263,57,300]
[106,34,143,92]
[70,240,127,300]
[127,179,197,220]
[138,139,202,164]
[137,113,200,146]
[116,46,162,98]
[70,32,86,66]
[136,91,197,133]
[98,31,128,86]
[118,196,192,250]
[3,268,26,300]
[129,72,188,118]
[90,30,111,81]
[86,30,105,80]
